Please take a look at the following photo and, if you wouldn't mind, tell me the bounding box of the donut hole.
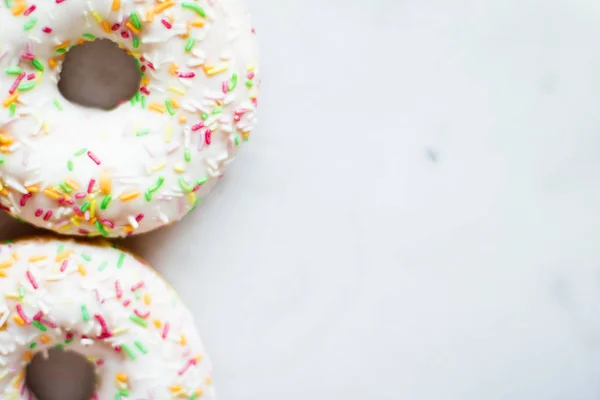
[58,39,142,110]
[25,348,96,400]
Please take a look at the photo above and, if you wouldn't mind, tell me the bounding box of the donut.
[0,237,215,399]
[0,0,260,237]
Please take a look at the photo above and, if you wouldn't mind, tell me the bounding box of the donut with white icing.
[0,0,260,237]
[0,236,215,399]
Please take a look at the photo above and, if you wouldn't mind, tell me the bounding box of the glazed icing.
[0,0,260,237]
[0,237,214,399]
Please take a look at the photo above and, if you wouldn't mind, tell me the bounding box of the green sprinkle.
[144,190,152,202]
[134,340,148,354]
[133,37,140,49]
[182,2,206,17]
[55,47,67,54]
[65,336,74,344]
[212,107,223,115]
[149,176,164,193]
[81,253,92,262]
[185,37,196,52]
[95,221,109,237]
[98,261,108,271]
[135,128,150,137]
[57,244,64,254]
[24,18,36,31]
[245,80,253,88]
[32,59,44,72]
[178,177,193,192]
[234,134,240,147]
[67,160,73,171]
[52,98,63,110]
[80,201,90,212]
[4,0,12,8]
[129,315,147,327]
[200,112,208,120]
[165,100,175,116]
[81,305,89,321]
[100,195,112,210]
[0,155,4,165]
[117,252,125,269]
[32,320,47,332]
[5,67,21,75]
[17,82,35,91]
[59,183,72,194]
[135,91,140,102]
[55,344,64,349]
[130,12,142,29]
[141,95,146,109]
[8,103,16,117]
[18,286,24,298]
[82,33,95,41]
[121,344,136,360]
[130,96,137,106]
[74,148,87,156]
[134,290,142,300]
[196,176,208,186]
[184,148,191,162]
[119,389,131,397]
[29,342,37,349]
[229,73,238,91]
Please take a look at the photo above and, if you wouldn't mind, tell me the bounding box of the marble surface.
[3,0,600,399]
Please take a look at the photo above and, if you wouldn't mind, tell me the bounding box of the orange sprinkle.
[180,334,187,346]
[0,146,11,154]
[154,0,175,14]
[125,21,140,35]
[3,93,19,108]
[65,179,79,190]
[169,63,179,75]
[141,77,150,86]
[100,169,112,194]
[178,114,187,124]
[194,389,204,397]
[102,20,111,33]
[56,250,73,262]
[119,191,140,202]
[11,2,26,16]
[43,189,61,200]
[170,98,180,109]
[116,372,128,383]
[39,335,51,344]
[242,131,251,140]
[53,41,71,50]
[78,264,87,276]
[148,103,166,114]
[0,189,8,196]
[111,0,120,11]
[0,271,7,278]
[26,185,39,193]
[0,260,13,269]
[169,384,182,393]
[123,225,134,234]
[205,376,212,385]
[48,58,58,69]
[0,135,14,145]
[153,320,162,328]
[23,351,32,362]
[28,255,47,262]
[145,9,155,23]
[12,369,24,388]
[12,315,25,326]
[191,19,205,28]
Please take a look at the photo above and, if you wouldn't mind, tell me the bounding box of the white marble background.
[3,0,600,399]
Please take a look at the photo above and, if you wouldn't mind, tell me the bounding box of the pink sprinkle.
[191,122,204,131]
[161,19,172,29]
[16,304,30,324]
[9,72,26,94]
[21,53,35,60]
[100,218,114,229]
[122,299,131,307]
[94,314,111,337]
[27,74,35,80]
[146,61,156,71]
[161,322,170,339]
[177,71,195,78]
[34,209,43,217]
[23,5,36,16]
[120,31,130,39]
[111,23,120,31]
[87,179,95,193]
[19,193,32,207]
[59,197,75,205]
[73,206,83,216]
[43,210,52,221]
[134,309,150,318]
[205,129,212,145]
[115,280,122,299]
[113,345,121,352]
[234,108,247,116]
[87,151,101,165]
[96,359,104,366]
[140,87,150,95]
[33,311,43,321]
[56,0,66,3]
[26,271,38,289]
[178,358,197,376]
[141,65,147,72]
[42,27,52,34]
[234,115,241,122]
[74,192,86,199]
[60,260,68,272]
[41,319,57,329]
[65,332,73,341]
[222,81,229,94]
[131,281,144,292]
[135,213,144,222]
[248,72,255,80]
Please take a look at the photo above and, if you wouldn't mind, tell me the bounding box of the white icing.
[0,237,215,399]
[0,0,260,237]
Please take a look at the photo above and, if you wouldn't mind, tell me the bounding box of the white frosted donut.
[0,237,215,399]
[0,0,260,237]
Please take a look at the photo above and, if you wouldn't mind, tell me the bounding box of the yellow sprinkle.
[186,192,196,205]
[165,125,173,143]
[90,199,96,220]
[206,64,230,77]
[178,114,187,124]
[148,103,166,114]
[12,315,25,326]
[0,271,7,278]
[70,217,80,227]
[11,253,19,261]
[4,293,19,300]
[11,2,26,16]
[154,0,175,14]
[173,163,185,173]
[42,121,49,134]
[152,162,166,172]
[43,189,60,200]
[12,369,24,388]
[56,250,73,262]
[180,334,187,346]
[100,169,112,194]
[168,86,185,95]
[26,185,39,193]
[170,98,180,109]
[247,64,257,72]
[0,260,13,269]
[28,255,47,262]
[111,0,120,11]
[53,41,70,51]
[125,21,140,35]
[116,372,128,383]
[194,389,204,397]
[143,293,151,305]
[77,264,86,276]
[65,179,79,190]
[91,11,103,23]
[153,320,162,328]
[119,191,140,202]
[57,223,71,231]
[3,93,18,108]
[145,9,155,23]
[39,335,51,344]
